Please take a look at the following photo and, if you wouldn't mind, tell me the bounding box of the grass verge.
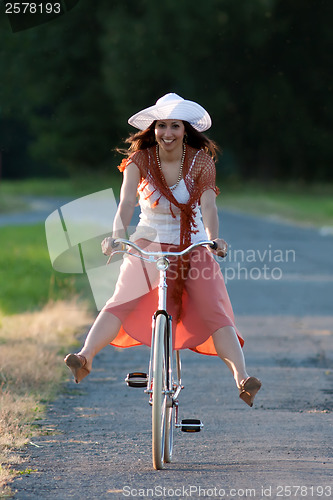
[0,194,29,215]
[0,224,93,315]
[217,180,333,228]
[0,299,94,497]
[0,173,122,202]
[0,222,96,496]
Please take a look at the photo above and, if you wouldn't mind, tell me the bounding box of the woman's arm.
[112,162,140,237]
[101,162,140,255]
[200,189,228,257]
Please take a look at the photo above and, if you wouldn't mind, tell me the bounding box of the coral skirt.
[103,240,244,356]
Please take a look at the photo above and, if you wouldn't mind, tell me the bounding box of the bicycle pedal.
[125,372,148,388]
[180,419,203,433]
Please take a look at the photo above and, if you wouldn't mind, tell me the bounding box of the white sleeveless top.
[130,178,208,245]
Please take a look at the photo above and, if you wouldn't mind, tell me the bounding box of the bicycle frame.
[145,261,181,404]
[109,238,216,467]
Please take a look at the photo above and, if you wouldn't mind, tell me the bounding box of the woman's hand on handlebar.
[101,237,121,256]
[209,238,228,258]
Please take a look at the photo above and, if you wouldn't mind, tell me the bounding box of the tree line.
[0,0,331,181]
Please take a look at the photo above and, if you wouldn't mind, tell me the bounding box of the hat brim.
[128,99,211,132]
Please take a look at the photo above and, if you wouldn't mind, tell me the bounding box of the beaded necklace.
[155,144,186,191]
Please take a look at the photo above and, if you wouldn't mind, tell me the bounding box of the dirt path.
[9,208,333,500]
[12,315,332,500]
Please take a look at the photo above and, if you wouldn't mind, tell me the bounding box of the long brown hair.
[117,121,220,161]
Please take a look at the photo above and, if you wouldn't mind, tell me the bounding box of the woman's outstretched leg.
[212,326,261,406]
[64,311,121,383]
[212,326,248,387]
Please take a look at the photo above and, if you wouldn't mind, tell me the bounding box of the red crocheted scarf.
[118,145,219,320]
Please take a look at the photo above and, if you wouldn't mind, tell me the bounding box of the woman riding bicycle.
[65,93,261,407]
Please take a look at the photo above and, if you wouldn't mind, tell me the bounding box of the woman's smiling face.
[155,119,185,152]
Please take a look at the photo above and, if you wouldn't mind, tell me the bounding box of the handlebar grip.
[209,241,218,250]
[111,239,120,248]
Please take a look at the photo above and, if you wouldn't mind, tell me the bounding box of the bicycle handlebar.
[107,238,218,264]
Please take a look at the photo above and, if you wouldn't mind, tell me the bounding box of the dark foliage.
[0,0,331,181]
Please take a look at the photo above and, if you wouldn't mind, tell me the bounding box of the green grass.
[0,193,30,214]
[216,180,333,227]
[0,224,94,315]
[0,173,122,199]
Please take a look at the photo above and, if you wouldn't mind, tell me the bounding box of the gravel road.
[6,200,333,500]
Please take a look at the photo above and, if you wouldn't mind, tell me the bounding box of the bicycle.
[108,237,218,470]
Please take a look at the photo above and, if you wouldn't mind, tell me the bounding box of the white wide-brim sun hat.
[128,93,212,132]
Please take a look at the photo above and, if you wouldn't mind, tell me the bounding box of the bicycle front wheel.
[152,313,167,470]
[163,403,174,463]
[163,326,174,463]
